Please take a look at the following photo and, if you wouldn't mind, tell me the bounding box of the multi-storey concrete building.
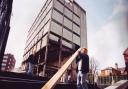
[23,0,87,80]
[1,54,16,72]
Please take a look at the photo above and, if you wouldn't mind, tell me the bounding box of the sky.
[5,0,128,69]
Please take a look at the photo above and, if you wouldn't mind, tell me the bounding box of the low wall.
[105,80,128,89]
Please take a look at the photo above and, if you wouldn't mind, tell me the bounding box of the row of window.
[1,65,14,71]
[27,0,53,42]
[26,13,51,49]
[50,20,80,45]
[50,29,80,46]
[25,0,53,56]
[52,9,80,35]
[55,0,81,17]
[53,0,80,26]
[24,28,80,59]
[28,0,81,39]
[49,32,80,48]
[24,34,48,57]
[28,0,53,36]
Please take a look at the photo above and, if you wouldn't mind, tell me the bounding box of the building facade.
[23,0,87,80]
[1,54,16,72]
[0,0,13,70]
[100,67,121,77]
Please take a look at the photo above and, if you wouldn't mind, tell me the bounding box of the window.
[65,0,70,3]
[43,21,50,34]
[41,35,48,48]
[54,0,64,13]
[63,28,72,41]
[34,35,38,44]
[64,17,72,30]
[65,1,73,11]
[51,21,62,36]
[26,53,29,59]
[58,0,64,4]
[62,40,72,48]
[29,49,33,55]
[49,34,59,42]
[73,4,80,17]
[73,23,80,35]
[52,9,63,24]
[2,63,6,66]
[3,59,7,62]
[3,56,8,59]
[38,30,43,40]
[73,14,80,26]
[46,10,51,22]
[73,34,80,45]
[36,41,41,52]
[65,8,72,19]
[33,44,37,53]
[46,0,52,13]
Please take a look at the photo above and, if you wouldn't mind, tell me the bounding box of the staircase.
[0,71,99,89]
[0,49,100,89]
[0,71,76,89]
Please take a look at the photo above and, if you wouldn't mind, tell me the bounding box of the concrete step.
[0,71,49,81]
[0,71,100,89]
[0,77,77,89]
[105,80,128,89]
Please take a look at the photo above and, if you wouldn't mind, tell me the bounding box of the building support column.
[42,46,48,77]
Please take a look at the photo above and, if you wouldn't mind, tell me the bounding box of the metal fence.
[98,75,127,85]
[88,74,127,85]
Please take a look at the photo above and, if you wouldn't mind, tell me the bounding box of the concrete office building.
[23,0,87,80]
[1,54,16,72]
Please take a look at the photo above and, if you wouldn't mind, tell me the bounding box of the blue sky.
[82,0,128,69]
[5,0,128,69]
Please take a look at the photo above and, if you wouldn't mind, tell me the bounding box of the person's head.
[81,48,88,54]
[123,48,128,61]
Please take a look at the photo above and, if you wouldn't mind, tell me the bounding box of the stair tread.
[0,71,99,89]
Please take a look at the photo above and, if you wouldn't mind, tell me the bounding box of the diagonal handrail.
[41,48,81,89]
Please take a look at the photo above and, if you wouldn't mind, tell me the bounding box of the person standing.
[76,48,89,89]
[123,48,128,79]
[22,54,35,75]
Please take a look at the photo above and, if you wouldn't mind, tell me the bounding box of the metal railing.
[88,74,128,88]
[98,75,127,85]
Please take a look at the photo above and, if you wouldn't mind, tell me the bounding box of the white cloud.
[88,0,128,69]
[88,18,128,69]
[109,0,128,20]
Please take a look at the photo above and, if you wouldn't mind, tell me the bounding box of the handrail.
[41,49,80,89]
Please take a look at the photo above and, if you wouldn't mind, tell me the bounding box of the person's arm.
[76,48,82,63]
[76,54,81,64]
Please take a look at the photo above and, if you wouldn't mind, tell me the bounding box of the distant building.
[0,0,13,70]
[23,0,87,80]
[1,54,16,72]
[100,67,121,77]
